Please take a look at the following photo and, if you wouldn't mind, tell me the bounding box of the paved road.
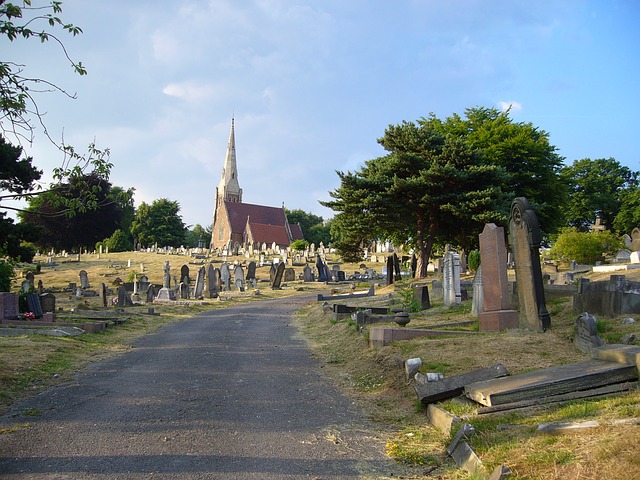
[0,295,406,479]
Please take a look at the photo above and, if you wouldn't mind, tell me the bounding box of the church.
[209,118,304,251]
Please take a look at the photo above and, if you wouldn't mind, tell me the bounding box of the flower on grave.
[24,312,36,320]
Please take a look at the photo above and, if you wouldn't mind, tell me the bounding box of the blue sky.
[3,0,639,229]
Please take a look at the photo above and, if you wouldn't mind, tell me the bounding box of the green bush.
[104,229,133,252]
[467,250,480,272]
[550,228,624,265]
[0,260,14,292]
[290,239,308,251]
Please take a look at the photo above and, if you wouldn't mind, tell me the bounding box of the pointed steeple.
[218,116,242,201]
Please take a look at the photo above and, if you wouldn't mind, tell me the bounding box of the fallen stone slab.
[591,344,640,371]
[427,404,461,434]
[465,360,638,407]
[317,285,374,301]
[537,420,600,434]
[415,364,509,406]
[370,326,478,348]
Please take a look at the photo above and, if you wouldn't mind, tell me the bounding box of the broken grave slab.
[590,344,640,372]
[465,360,638,407]
[415,363,508,406]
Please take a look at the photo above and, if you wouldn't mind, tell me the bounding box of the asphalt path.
[0,295,408,479]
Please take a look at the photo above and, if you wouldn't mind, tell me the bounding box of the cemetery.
[1,207,639,478]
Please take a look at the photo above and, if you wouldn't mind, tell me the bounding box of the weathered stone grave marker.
[79,270,90,289]
[272,262,285,289]
[233,265,245,292]
[194,266,205,297]
[574,312,603,353]
[443,251,461,306]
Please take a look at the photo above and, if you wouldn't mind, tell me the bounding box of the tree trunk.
[415,213,436,278]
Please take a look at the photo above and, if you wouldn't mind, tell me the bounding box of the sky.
[3,0,639,229]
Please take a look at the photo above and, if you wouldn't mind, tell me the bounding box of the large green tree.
[285,208,332,246]
[560,157,638,232]
[323,119,506,276]
[130,198,186,248]
[613,186,640,234]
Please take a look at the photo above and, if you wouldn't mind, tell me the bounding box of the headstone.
[316,254,327,282]
[21,279,31,293]
[508,197,551,332]
[431,280,443,299]
[25,293,43,318]
[25,271,35,285]
[337,270,346,281]
[471,266,483,316]
[79,270,90,288]
[139,275,150,293]
[0,292,19,319]
[207,264,218,298]
[220,263,231,291]
[631,251,640,264]
[370,254,378,263]
[386,255,394,286]
[630,228,640,252]
[194,266,206,297]
[179,282,189,299]
[246,261,257,281]
[272,262,285,289]
[98,282,108,307]
[117,285,134,306]
[615,249,632,264]
[477,223,519,331]
[233,265,245,291]
[162,261,171,288]
[181,265,190,284]
[284,268,296,282]
[146,285,156,303]
[443,251,462,307]
[413,285,430,310]
[36,280,43,295]
[303,265,314,282]
[40,293,56,314]
[574,313,603,353]
[393,253,401,281]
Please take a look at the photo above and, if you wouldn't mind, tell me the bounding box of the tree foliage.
[550,227,624,265]
[613,186,640,234]
[184,223,211,248]
[560,158,639,232]
[285,208,331,246]
[19,172,121,252]
[130,198,186,248]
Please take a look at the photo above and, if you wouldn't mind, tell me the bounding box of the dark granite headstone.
[316,254,327,282]
[303,265,314,282]
[272,262,286,289]
[0,292,19,319]
[181,265,190,284]
[413,285,430,310]
[386,255,394,286]
[284,268,296,282]
[98,282,108,307]
[246,261,257,281]
[25,293,43,318]
[118,286,134,306]
[574,312,603,353]
[40,293,56,313]
[393,253,401,281]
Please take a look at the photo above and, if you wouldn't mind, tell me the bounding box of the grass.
[2,251,640,479]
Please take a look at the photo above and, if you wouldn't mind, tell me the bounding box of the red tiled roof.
[289,223,304,241]
[225,201,287,235]
[248,222,291,245]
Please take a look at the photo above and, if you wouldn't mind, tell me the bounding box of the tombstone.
[272,262,286,289]
[431,280,443,299]
[508,197,551,332]
[615,249,632,264]
[386,255,394,286]
[393,253,401,281]
[25,293,43,318]
[179,282,189,299]
[622,234,632,249]
[284,268,296,282]
[443,251,462,307]
[139,275,150,294]
[471,265,483,316]
[410,254,417,278]
[477,223,519,331]
[194,266,206,297]
[37,279,44,295]
[117,285,135,306]
[336,271,346,282]
[574,312,603,353]
[413,285,430,310]
[316,254,327,282]
[40,293,56,314]
[246,261,257,281]
[162,260,171,288]
[98,282,108,307]
[0,292,19,320]
[25,271,35,285]
[631,251,640,264]
[146,285,156,303]
[181,265,190,285]
[370,254,378,264]
[630,228,640,252]
[233,265,245,291]
[21,279,31,293]
[220,263,231,291]
[79,270,90,289]
[269,264,277,284]
[206,264,218,298]
[303,265,314,282]
[323,264,332,283]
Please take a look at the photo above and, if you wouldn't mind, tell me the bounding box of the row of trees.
[323,107,639,273]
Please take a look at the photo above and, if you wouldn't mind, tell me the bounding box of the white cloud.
[497,101,523,112]
[162,82,216,103]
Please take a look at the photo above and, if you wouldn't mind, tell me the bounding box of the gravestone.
[615,249,632,264]
[98,282,108,307]
[233,265,245,291]
[37,280,43,295]
[413,285,431,310]
[0,292,19,319]
[386,255,394,286]
[443,251,462,307]
[21,279,31,293]
[146,285,156,303]
[316,255,327,282]
[471,266,483,316]
[272,262,285,289]
[40,293,56,314]
[431,280,443,299]
[246,261,257,281]
[284,268,296,282]
[393,253,401,281]
[269,264,276,283]
[179,282,189,299]
[207,264,218,298]
[118,285,134,306]
[139,275,150,294]
[336,270,346,281]
[303,265,314,282]
[181,265,190,284]
[477,223,519,331]
[162,260,171,288]
[194,266,205,297]
[25,271,35,285]
[508,197,551,332]
[574,312,603,353]
[25,293,43,318]
[323,264,332,283]
[220,263,231,291]
[630,228,640,251]
[79,270,90,288]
